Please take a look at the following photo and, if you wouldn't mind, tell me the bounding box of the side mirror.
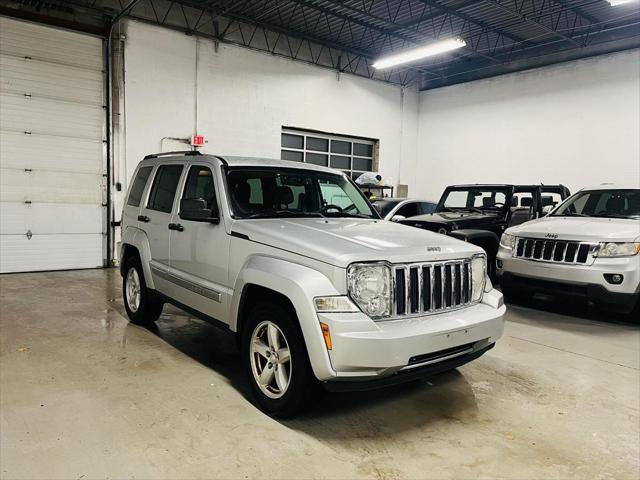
[179,198,220,224]
[541,205,553,217]
[391,214,406,222]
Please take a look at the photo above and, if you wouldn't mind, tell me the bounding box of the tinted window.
[331,140,351,155]
[330,156,350,170]
[127,166,152,207]
[182,166,217,211]
[281,133,303,149]
[353,143,373,157]
[371,200,400,217]
[396,202,419,217]
[307,137,328,152]
[553,189,640,219]
[306,153,328,166]
[353,157,372,171]
[281,150,303,162]
[419,202,437,214]
[147,165,184,213]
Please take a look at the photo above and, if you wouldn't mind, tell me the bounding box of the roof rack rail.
[144,150,202,160]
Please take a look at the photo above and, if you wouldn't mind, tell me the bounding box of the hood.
[401,211,502,229]
[232,218,483,268]
[507,216,640,242]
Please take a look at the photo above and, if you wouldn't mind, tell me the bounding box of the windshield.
[552,189,640,219]
[226,167,377,219]
[438,187,510,212]
[371,199,400,217]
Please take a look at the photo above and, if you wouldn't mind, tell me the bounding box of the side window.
[396,202,419,218]
[419,202,436,214]
[541,192,563,207]
[127,166,153,207]
[182,165,217,212]
[147,165,184,213]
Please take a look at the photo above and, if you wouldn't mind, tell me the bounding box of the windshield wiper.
[325,212,373,219]
[592,213,637,219]
[440,207,484,214]
[247,211,324,219]
[554,212,588,217]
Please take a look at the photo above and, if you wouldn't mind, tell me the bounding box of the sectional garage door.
[0,17,106,273]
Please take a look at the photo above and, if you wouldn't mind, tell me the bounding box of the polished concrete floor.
[1,268,638,479]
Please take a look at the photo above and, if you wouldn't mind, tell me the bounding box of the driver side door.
[167,164,230,323]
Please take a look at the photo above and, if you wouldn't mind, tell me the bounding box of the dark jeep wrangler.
[400,184,571,277]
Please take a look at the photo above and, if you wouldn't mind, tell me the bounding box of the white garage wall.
[121,19,417,199]
[406,49,640,200]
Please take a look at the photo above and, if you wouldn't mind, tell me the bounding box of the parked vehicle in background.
[119,152,506,417]
[371,198,437,221]
[400,184,571,277]
[497,185,640,315]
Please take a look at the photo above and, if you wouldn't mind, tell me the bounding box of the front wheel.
[242,303,315,417]
[122,256,164,325]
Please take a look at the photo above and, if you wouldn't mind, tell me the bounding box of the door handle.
[137,215,150,223]
[168,223,184,232]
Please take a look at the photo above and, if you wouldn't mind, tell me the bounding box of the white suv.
[120,152,505,416]
[497,185,640,315]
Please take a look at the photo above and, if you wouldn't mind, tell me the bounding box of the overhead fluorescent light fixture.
[372,38,466,69]
[606,0,639,5]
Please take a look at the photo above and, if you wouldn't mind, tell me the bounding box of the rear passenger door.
[139,163,185,292]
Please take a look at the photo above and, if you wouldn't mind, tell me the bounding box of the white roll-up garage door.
[0,17,106,273]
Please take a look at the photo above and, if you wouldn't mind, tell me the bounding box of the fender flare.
[120,226,155,290]
[231,255,341,381]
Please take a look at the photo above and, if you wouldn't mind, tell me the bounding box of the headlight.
[347,263,392,318]
[500,233,515,249]
[597,242,640,257]
[471,255,487,302]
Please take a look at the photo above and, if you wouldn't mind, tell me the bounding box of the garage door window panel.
[147,165,184,214]
[281,129,375,179]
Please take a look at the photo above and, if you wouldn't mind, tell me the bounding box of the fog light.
[604,274,624,285]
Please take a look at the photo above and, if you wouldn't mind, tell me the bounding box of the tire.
[242,302,315,417]
[122,256,164,325]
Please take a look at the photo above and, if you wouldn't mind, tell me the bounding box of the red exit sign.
[191,135,205,147]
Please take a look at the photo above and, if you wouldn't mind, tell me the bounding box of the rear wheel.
[122,256,164,325]
[242,302,315,417]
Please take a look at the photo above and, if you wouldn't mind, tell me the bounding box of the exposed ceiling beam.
[483,0,581,46]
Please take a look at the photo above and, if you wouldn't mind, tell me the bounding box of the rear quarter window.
[127,166,153,207]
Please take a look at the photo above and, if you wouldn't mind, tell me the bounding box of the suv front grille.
[514,238,598,264]
[393,260,473,317]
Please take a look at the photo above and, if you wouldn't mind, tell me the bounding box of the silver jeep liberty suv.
[120,152,505,416]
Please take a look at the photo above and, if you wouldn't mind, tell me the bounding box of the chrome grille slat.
[404,267,411,315]
[513,237,598,265]
[393,259,474,318]
[417,267,423,314]
[429,266,435,312]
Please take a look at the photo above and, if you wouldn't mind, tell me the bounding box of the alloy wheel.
[126,267,141,313]
[249,321,292,399]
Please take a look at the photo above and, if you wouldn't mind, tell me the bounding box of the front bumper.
[497,246,640,312]
[316,290,505,386]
